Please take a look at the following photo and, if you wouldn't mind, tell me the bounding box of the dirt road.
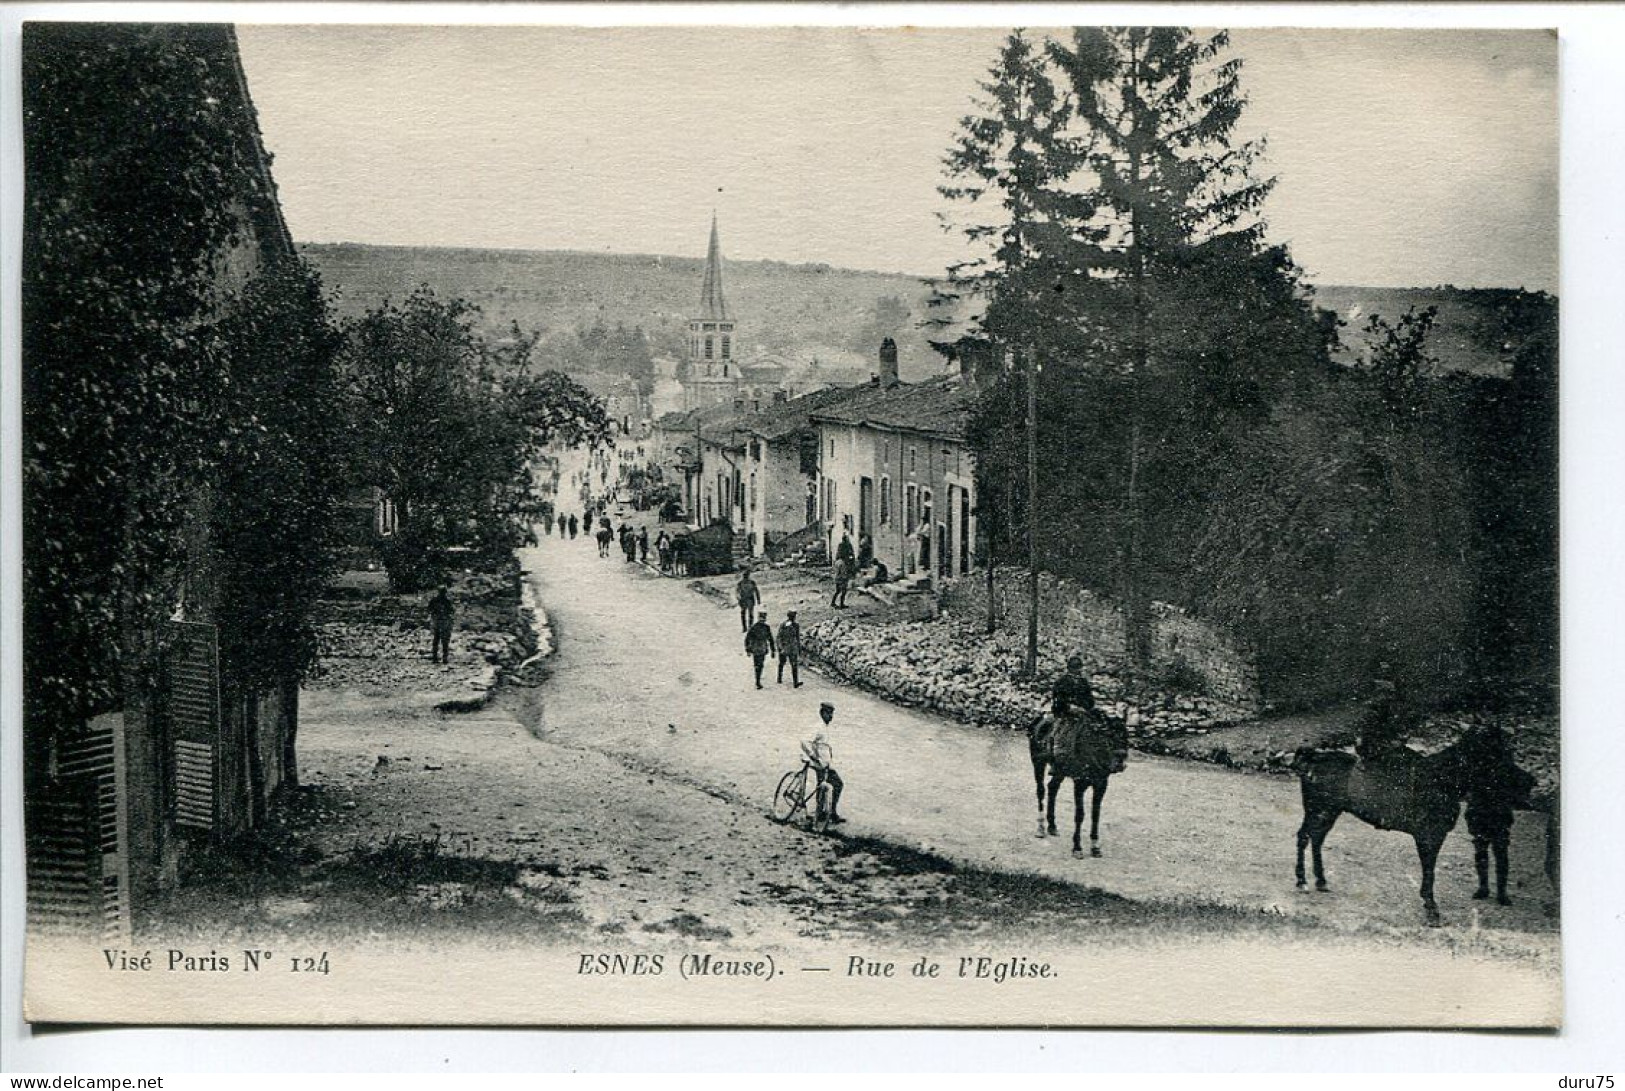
[523,528,1557,942]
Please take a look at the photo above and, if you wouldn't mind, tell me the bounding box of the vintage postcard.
[17,20,1559,1026]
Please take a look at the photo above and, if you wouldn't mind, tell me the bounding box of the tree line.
[941,28,1556,708]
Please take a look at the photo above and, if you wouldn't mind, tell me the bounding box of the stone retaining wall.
[799,615,1255,741]
[940,568,1259,708]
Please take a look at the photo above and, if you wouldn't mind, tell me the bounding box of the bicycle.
[771,760,834,833]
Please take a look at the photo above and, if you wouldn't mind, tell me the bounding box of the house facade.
[811,346,979,583]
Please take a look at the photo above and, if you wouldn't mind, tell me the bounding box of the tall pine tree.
[944,27,1332,688]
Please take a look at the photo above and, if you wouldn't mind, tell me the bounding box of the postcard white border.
[2,1,1621,1073]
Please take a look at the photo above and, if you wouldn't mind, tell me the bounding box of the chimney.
[879,338,900,388]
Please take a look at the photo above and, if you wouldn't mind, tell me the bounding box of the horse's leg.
[1493,832,1512,906]
[1472,835,1491,900]
[1045,773,1062,837]
[1089,776,1107,857]
[1416,833,1444,927]
[1070,777,1086,857]
[1295,819,1309,889]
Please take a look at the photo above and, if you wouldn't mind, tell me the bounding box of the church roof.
[698,214,730,322]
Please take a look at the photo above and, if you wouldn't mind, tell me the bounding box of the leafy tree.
[212,261,348,698]
[939,30,1085,651]
[342,288,610,590]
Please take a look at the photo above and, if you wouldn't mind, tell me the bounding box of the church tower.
[684,215,742,409]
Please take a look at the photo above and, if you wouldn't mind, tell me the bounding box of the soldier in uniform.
[777,610,803,687]
[1354,673,1421,762]
[744,609,776,689]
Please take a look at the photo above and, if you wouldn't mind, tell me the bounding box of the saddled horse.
[1028,711,1126,857]
[1293,725,1528,926]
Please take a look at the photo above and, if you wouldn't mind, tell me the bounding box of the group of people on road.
[734,571,804,689]
[538,509,582,539]
[743,605,804,690]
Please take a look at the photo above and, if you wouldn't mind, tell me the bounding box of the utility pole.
[1024,349,1040,678]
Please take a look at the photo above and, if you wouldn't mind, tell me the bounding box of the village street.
[522,519,1559,945]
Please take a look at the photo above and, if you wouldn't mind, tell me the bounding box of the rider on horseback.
[1354,671,1422,763]
[1050,656,1127,774]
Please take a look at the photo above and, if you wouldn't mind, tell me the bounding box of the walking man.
[736,570,761,633]
[744,609,776,690]
[637,526,650,565]
[428,585,454,665]
[777,609,803,687]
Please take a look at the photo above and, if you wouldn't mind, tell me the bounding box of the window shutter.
[27,713,131,942]
[167,620,220,831]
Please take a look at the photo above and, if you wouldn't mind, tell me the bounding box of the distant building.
[573,372,644,436]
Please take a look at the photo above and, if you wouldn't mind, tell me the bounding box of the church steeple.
[699,213,730,321]
[684,213,740,406]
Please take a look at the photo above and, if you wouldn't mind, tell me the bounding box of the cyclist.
[800,702,846,825]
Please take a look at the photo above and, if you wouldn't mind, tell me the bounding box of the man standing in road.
[428,585,454,665]
[736,570,761,633]
[777,610,803,688]
[802,702,845,825]
[637,526,650,565]
[831,556,852,609]
[836,532,856,568]
[744,609,776,690]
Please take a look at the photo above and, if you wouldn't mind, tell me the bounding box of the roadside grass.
[142,797,588,945]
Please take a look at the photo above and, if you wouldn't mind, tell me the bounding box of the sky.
[237,25,1557,292]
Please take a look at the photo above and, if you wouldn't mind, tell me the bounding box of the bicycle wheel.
[771,769,806,824]
[809,780,833,834]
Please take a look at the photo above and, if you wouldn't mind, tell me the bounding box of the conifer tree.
[945,27,1331,687]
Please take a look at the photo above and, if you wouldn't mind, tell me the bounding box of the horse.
[1028,710,1126,857]
[1293,725,1526,926]
[594,527,613,557]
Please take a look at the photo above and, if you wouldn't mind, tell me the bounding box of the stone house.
[811,342,980,583]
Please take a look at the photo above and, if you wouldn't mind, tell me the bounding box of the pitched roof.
[808,375,976,442]
[741,382,885,443]
[698,214,730,322]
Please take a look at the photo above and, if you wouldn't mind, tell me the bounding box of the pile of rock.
[799,615,1252,739]
[311,620,526,698]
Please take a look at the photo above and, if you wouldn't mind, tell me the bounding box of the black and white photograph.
[13,16,1564,1028]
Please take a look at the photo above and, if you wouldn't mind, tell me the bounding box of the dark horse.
[1294,726,1530,926]
[1028,711,1125,857]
